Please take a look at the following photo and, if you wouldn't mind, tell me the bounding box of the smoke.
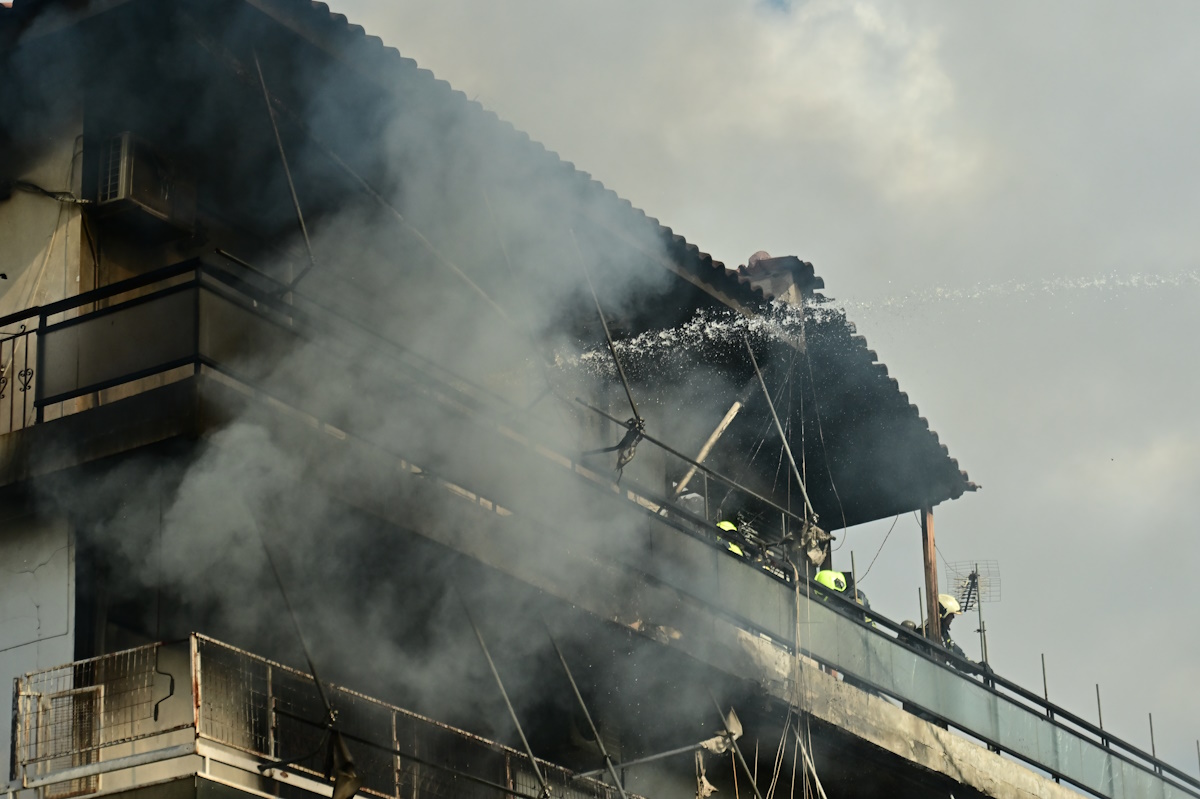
[2,0,809,767]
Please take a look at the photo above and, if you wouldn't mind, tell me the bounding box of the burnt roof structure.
[0,0,973,528]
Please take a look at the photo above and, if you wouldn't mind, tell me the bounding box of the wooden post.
[922,507,940,643]
[674,401,742,497]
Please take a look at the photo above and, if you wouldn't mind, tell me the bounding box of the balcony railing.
[0,321,36,434]
[11,635,628,799]
[3,256,1199,799]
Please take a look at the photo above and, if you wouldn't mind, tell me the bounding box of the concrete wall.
[0,499,75,789]
[0,107,86,320]
[0,86,86,432]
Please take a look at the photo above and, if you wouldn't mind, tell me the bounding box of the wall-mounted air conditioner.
[95,132,196,237]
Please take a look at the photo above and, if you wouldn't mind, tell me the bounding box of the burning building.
[1,2,1195,799]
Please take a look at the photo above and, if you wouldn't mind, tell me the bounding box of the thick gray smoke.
[5,0,804,762]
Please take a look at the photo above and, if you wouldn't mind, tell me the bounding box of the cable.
[254,521,335,723]
[81,212,100,289]
[275,709,547,799]
[764,715,791,799]
[911,511,955,574]
[745,336,816,521]
[726,350,796,488]
[798,362,806,522]
[934,541,953,574]
[459,593,552,799]
[570,229,640,426]
[802,340,847,544]
[857,514,899,582]
[252,48,318,289]
[10,180,90,205]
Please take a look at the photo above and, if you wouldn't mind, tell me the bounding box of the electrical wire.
[190,24,531,350]
[252,48,318,289]
[10,180,89,205]
[787,725,798,799]
[254,521,336,723]
[81,212,100,290]
[910,511,954,575]
[721,351,797,508]
[764,715,792,799]
[745,336,815,521]
[570,229,641,426]
[934,541,954,574]
[857,514,900,582]
[802,341,847,546]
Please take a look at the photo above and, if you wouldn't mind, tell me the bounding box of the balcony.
[2,257,1199,799]
[9,635,625,799]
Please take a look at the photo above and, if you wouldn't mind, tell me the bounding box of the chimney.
[738,252,813,305]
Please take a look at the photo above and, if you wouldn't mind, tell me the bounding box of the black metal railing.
[0,321,36,433]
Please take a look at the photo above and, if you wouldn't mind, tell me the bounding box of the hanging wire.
[569,229,640,425]
[252,48,319,290]
[744,336,816,521]
[764,715,792,799]
[934,541,954,573]
[11,180,89,205]
[772,419,788,493]
[857,514,900,582]
[710,360,794,520]
[910,511,955,573]
[786,365,794,517]
[788,724,799,799]
[798,362,807,524]
[458,594,552,799]
[725,351,797,487]
[802,339,847,543]
[254,524,335,722]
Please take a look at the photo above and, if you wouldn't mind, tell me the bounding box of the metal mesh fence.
[196,638,271,754]
[13,642,187,796]
[18,644,155,765]
[514,763,615,799]
[194,637,628,799]
[14,638,630,799]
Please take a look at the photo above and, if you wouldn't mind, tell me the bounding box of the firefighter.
[814,569,847,594]
[844,573,874,626]
[715,520,746,557]
[923,594,967,659]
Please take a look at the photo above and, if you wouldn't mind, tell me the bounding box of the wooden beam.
[673,401,742,498]
[922,507,940,643]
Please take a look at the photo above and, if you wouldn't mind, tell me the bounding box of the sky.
[327,0,1200,776]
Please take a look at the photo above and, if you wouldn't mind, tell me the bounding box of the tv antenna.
[945,560,1000,665]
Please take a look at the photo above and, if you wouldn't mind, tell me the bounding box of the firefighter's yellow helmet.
[938,594,963,617]
[814,570,847,592]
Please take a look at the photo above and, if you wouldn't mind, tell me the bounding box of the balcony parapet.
[9,635,627,799]
[3,257,1198,799]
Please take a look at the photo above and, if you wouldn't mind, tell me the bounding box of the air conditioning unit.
[95,132,196,237]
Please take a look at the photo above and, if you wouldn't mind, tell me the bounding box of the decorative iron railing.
[0,321,36,434]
